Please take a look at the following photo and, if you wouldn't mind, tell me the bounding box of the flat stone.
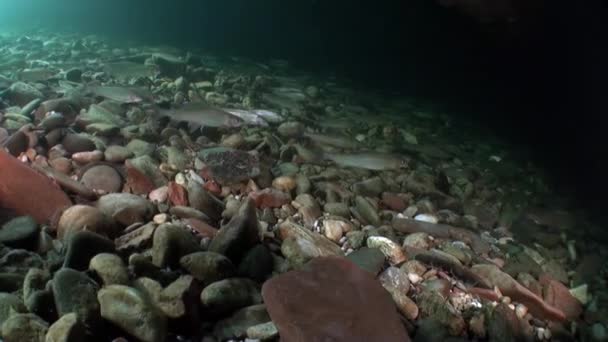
[152,223,200,268]
[246,321,278,340]
[262,256,410,341]
[179,252,235,286]
[1,313,48,342]
[61,133,96,154]
[355,196,381,226]
[57,205,112,240]
[208,198,260,264]
[98,285,167,342]
[96,193,156,227]
[81,165,123,194]
[213,304,270,341]
[0,150,71,224]
[200,278,262,316]
[52,268,100,326]
[198,147,260,185]
[126,156,167,188]
[104,145,133,163]
[0,293,27,330]
[277,220,343,267]
[0,216,39,249]
[115,222,156,253]
[89,253,129,285]
[345,247,386,275]
[45,312,86,342]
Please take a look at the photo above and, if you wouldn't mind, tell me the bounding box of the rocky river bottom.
[0,30,606,342]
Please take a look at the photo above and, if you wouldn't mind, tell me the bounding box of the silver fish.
[304,132,359,149]
[104,62,157,79]
[161,102,244,128]
[325,152,408,171]
[89,86,150,104]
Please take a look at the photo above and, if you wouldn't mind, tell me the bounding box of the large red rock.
[539,274,583,320]
[0,150,72,223]
[262,256,410,342]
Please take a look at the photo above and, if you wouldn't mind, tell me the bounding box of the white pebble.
[175,172,186,185]
[414,213,438,224]
[407,273,422,284]
[515,304,528,319]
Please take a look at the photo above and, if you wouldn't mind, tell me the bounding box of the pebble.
[367,236,407,265]
[200,278,262,316]
[63,231,116,271]
[98,285,167,342]
[214,304,270,341]
[96,193,156,226]
[104,145,134,163]
[179,251,235,285]
[272,176,296,192]
[354,196,381,226]
[246,321,278,340]
[52,268,100,326]
[0,216,40,249]
[61,133,96,154]
[89,253,130,285]
[152,223,200,268]
[81,164,123,193]
[414,213,439,224]
[1,313,48,342]
[45,312,86,342]
[57,205,111,239]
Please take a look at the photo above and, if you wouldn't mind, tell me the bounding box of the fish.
[304,132,359,149]
[88,85,151,104]
[17,68,58,82]
[324,152,408,171]
[103,61,158,79]
[159,102,244,129]
[223,109,283,126]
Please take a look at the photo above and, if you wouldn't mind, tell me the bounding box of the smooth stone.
[237,244,274,282]
[57,205,111,240]
[45,312,86,342]
[96,193,156,226]
[85,123,120,136]
[187,181,224,222]
[0,216,39,249]
[61,134,95,154]
[22,268,50,301]
[0,249,45,276]
[104,145,133,163]
[127,156,167,188]
[200,278,262,316]
[63,231,116,271]
[262,256,410,341]
[52,268,100,325]
[98,285,167,342]
[134,276,199,321]
[208,198,260,264]
[323,202,351,218]
[166,146,189,170]
[213,304,270,341]
[152,223,200,268]
[355,196,381,226]
[346,230,367,249]
[1,313,48,342]
[89,253,129,285]
[179,252,235,286]
[39,112,66,131]
[379,267,418,320]
[126,139,155,157]
[115,222,157,253]
[345,247,386,275]
[246,321,278,340]
[81,165,123,194]
[367,236,407,265]
[278,221,343,267]
[353,177,385,197]
[0,293,27,330]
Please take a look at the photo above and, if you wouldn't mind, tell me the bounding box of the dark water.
[2,0,608,213]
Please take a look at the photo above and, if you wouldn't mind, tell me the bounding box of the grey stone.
[52,268,100,326]
[0,216,39,249]
[63,231,116,271]
[200,278,262,316]
[179,252,235,286]
[152,223,200,268]
[208,198,260,263]
[213,304,270,341]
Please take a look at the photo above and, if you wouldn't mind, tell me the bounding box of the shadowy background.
[2,0,607,214]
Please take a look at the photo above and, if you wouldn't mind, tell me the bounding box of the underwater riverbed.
[0,29,607,341]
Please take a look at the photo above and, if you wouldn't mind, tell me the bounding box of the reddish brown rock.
[184,218,218,239]
[125,160,155,195]
[248,188,291,209]
[472,264,566,322]
[539,274,583,320]
[0,150,72,224]
[262,256,410,342]
[381,192,408,211]
[168,182,188,206]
